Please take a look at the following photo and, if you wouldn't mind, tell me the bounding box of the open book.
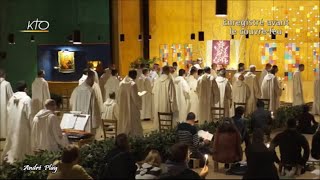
[197,130,213,141]
[60,113,90,131]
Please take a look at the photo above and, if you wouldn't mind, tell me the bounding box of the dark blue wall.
[37,44,111,81]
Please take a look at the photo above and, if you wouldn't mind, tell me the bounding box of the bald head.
[44,99,57,111]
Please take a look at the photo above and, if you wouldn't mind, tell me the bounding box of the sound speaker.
[120,34,125,42]
[8,33,15,44]
[73,30,81,44]
[216,0,228,16]
[198,31,204,41]
[191,33,195,40]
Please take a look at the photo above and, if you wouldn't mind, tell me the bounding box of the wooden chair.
[158,112,173,133]
[102,119,118,139]
[258,99,270,111]
[211,107,225,122]
[233,102,247,113]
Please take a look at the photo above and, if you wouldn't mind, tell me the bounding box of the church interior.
[0,0,319,179]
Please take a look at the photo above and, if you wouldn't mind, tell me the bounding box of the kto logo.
[20,18,49,33]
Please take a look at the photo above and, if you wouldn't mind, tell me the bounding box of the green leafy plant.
[130,57,160,68]
[273,105,304,128]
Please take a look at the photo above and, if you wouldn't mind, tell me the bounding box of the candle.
[204,154,208,165]
[266,143,270,148]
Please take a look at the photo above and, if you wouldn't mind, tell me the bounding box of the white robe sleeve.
[182,80,190,99]
[43,81,51,105]
[131,84,142,110]
[212,79,220,105]
[49,115,69,148]
[6,83,13,101]
[168,80,178,112]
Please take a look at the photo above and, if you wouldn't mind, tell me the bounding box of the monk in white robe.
[99,68,112,101]
[231,75,250,116]
[261,66,282,112]
[211,63,218,78]
[136,69,153,120]
[88,63,99,84]
[244,65,261,114]
[152,66,178,130]
[197,67,220,123]
[312,74,320,115]
[232,63,245,85]
[174,69,191,122]
[79,69,89,85]
[2,81,32,163]
[0,70,13,139]
[31,99,69,152]
[259,63,272,88]
[187,67,199,118]
[70,71,101,133]
[104,69,120,100]
[118,70,143,136]
[101,92,119,121]
[293,64,305,106]
[149,63,160,85]
[31,70,50,117]
[215,69,232,117]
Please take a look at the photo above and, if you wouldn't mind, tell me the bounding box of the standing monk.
[31,70,51,117]
[215,69,232,117]
[292,64,305,106]
[0,69,13,139]
[231,74,250,116]
[312,73,320,115]
[136,68,153,120]
[187,67,199,118]
[244,65,261,114]
[259,63,272,88]
[174,69,191,122]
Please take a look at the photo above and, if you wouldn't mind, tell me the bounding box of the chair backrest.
[233,102,247,114]
[257,99,270,111]
[211,107,225,122]
[102,119,117,139]
[158,112,173,133]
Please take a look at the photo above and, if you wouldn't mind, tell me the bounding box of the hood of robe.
[216,76,228,83]
[264,74,275,81]
[0,78,4,83]
[234,80,245,87]
[33,109,52,122]
[12,92,28,104]
[159,74,170,82]
[200,74,211,81]
[173,76,184,84]
[104,98,116,106]
[122,76,134,84]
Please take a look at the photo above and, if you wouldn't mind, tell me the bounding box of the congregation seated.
[47,144,92,179]
[297,105,318,134]
[232,107,250,147]
[212,118,243,170]
[102,133,137,179]
[31,99,69,152]
[270,118,310,176]
[311,125,320,160]
[176,112,209,166]
[136,150,162,179]
[251,100,272,140]
[160,143,208,179]
[243,129,279,180]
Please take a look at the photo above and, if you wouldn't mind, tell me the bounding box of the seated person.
[136,150,162,179]
[251,100,272,140]
[101,92,119,121]
[31,99,69,152]
[270,118,310,176]
[212,118,242,171]
[102,133,137,179]
[243,129,279,180]
[47,144,92,179]
[160,143,208,179]
[311,125,320,160]
[232,106,250,146]
[297,105,318,134]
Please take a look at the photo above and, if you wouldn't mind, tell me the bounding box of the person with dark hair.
[293,64,305,106]
[270,118,310,176]
[0,69,13,140]
[244,65,261,115]
[259,63,272,87]
[233,63,245,85]
[70,71,101,133]
[243,129,279,180]
[99,66,113,102]
[197,66,220,124]
[136,68,152,121]
[103,134,137,179]
[118,70,143,136]
[172,62,178,71]
[152,66,177,130]
[2,81,32,163]
[187,67,200,118]
[160,143,208,179]
[215,68,232,117]
[31,69,51,117]
[104,69,120,100]
[261,65,282,112]
[251,100,272,140]
[174,69,191,121]
[232,106,250,147]
[297,105,318,134]
[311,125,320,160]
[197,69,204,77]
[169,66,177,79]
[48,144,92,179]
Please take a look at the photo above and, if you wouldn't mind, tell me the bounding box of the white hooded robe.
[231,80,250,116]
[312,76,320,115]
[136,74,153,119]
[104,76,120,100]
[261,73,282,112]
[31,77,51,117]
[0,78,13,139]
[173,76,191,122]
[244,72,261,114]
[292,71,304,106]
[215,76,232,117]
[187,75,199,119]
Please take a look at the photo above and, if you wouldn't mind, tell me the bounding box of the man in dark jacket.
[297,105,318,134]
[232,106,250,147]
[251,100,272,139]
[311,125,320,160]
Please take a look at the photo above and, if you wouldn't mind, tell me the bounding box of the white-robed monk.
[244,65,261,114]
[101,92,119,121]
[259,63,272,88]
[187,67,199,118]
[197,67,220,123]
[261,65,282,112]
[104,69,120,100]
[99,68,112,101]
[211,63,218,78]
[31,70,50,117]
[312,74,320,115]
[2,81,32,163]
[215,69,232,117]
[232,63,245,85]
[31,99,69,152]
[152,66,178,130]
[231,74,250,116]
[88,63,99,84]
[70,71,101,133]
[0,69,13,139]
[118,70,143,137]
[136,68,153,120]
[292,64,305,106]
[149,63,160,85]
[174,69,191,122]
